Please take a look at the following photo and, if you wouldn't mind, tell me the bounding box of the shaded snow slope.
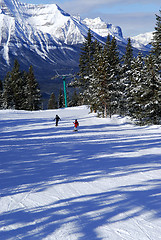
[1,106,161,239]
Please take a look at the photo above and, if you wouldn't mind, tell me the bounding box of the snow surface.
[0,105,161,240]
[131,32,153,46]
[83,17,124,42]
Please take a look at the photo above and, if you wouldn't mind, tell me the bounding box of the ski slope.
[0,105,161,240]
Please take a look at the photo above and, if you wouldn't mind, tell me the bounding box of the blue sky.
[20,0,161,37]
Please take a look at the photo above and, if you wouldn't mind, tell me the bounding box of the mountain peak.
[83,17,124,40]
[0,0,150,85]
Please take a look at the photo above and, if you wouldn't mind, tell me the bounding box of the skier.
[73,119,79,131]
[54,115,61,126]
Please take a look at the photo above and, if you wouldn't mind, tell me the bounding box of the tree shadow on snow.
[1,118,161,239]
[1,178,161,239]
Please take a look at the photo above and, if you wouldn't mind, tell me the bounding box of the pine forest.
[74,10,161,125]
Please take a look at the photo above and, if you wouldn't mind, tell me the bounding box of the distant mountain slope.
[131,32,153,48]
[82,17,152,52]
[0,1,102,81]
[83,17,124,41]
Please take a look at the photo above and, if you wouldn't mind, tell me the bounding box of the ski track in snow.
[0,106,161,240]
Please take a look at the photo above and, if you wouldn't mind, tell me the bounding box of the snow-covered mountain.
[83,17,124,42]
[0,0,84,65]
[0,0,151,97]
[131,32,153,48]
[82,17,153,52]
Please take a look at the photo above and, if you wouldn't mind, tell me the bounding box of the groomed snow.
[0,106,161,240]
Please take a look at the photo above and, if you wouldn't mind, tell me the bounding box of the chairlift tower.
[62,76,67,108]
[52,70,75,108]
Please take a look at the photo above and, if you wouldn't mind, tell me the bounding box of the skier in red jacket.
[73,119,79,131]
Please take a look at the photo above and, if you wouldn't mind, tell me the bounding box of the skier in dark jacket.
[73,119,79,131]
[54,115,61,126]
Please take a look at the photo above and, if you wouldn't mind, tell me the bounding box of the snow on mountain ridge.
[26,5,86,45]
[0,0,151,86]
[0,1,73,64]
[0,0,88,59]
[83,17,153,51]
[0,0,150,59]
[0,13,15,63]
[0,0,92,88]
[131,32,153,46]
[83,17,124,41]
[0,0,25,18]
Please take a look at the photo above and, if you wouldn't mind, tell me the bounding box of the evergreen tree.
[126,11,161,125]
[126,10,161,125]
[107,36,121,117]
[151,10,161,73]
[128,53,161,125]
[3,62,41,110]
[89,40,104,114]
[2,72,13,109]
[140,54,161,124]
[128,53,143,118]
[120,38,134,115]
[25,65,41,110]
[2,60,24,110]
[58,89,64,108]
[48,92,58,109]
[98,34,114,117]
[122,38,133,69]
[70,90,80,107]
[89,36,121,118]
[77,29,95,103]
[0,79,3,109]
[89,36,109,117]
[10,59,25,110]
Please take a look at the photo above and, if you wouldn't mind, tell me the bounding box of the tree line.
[0,58,80,111]
[0,59,41,111]
[48,89,80,109]
[73,10,161,125]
